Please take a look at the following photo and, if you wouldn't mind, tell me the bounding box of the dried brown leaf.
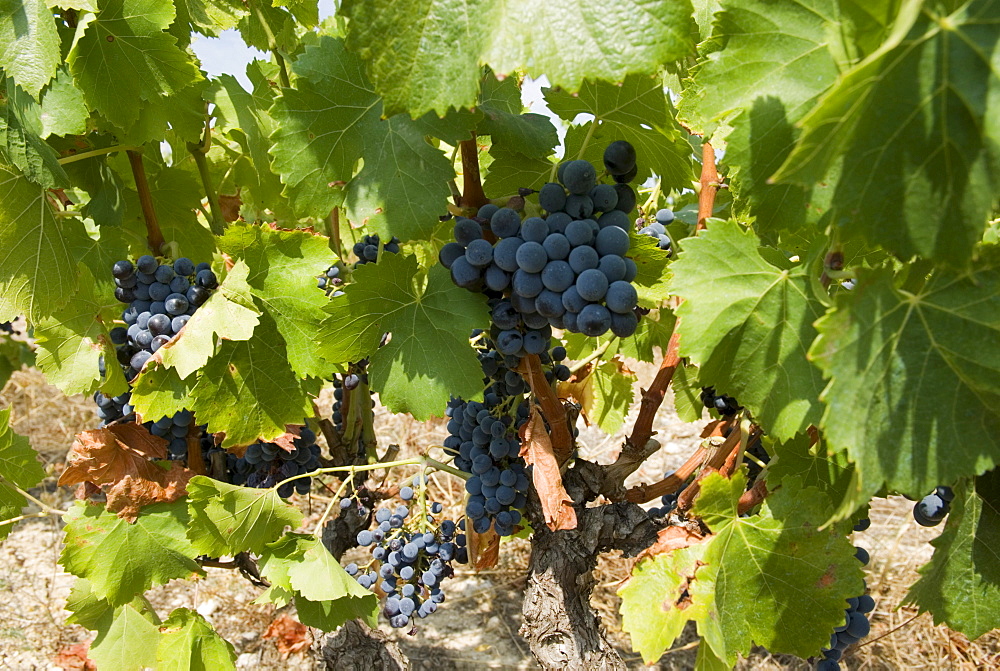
[636,525,705,564]
[468,524,499,570]
[519,405,577,531]
[264,613,311,657]
[53,641,96,670]
[219,192,242,222]
[105,460,194,522]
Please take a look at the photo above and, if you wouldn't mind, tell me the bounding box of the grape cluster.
[817,535,874,670]
[638,209,674,253]
[111,255,217,379]
[441,142,642,345]
[700,386,742,417]
[228,425,320,497]
[349,486,468,628]
[912,486,954,527]
[444,393,530,536]
[317,263,346,296]
[352,233,400,265]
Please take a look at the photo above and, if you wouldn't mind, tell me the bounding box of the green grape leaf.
[172,0,246,42]
[906,471,1000,639]
[482,148,554,198]
[547,76,694,191]
[216,224,337,378]
[208,72,287,214]
[810,259,1000,500]
[0,406,43,490]
[668,220,825,440]
[156,608,237,671]
[60,501,203,606]
[89,603,160,671]
[629,229,673,308]
[33,264,128,397]
[317,253,487,419]
[129,363,195,424]
[671,362,705,423]
[344,112,456,240]
[0,163,84,321]
[0,406,43,539]
[185,311,318,447]
[559,358,634,435]
[339,0,694,117]
[156,260,260,380]
[766,432,858,516]
[617,309,675,364]
[114,79,208,146]
[269,37,454,240]
[692,473,863,663]
[266,35,376,216]
[67,0,203,130]
[1,78,69,188]
[677,0,845,134]
[39,67,90,137]
[66,578,155,631]
[236,1,297,53]
[186,475,304,557]
[478,74,558,159]
[620,540,711,664]
[0,0,61,99]
[258,533,379,630]
[773,0,1000,265]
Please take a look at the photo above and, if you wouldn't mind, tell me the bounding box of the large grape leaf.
[546,76,694,191]
[183,311,318,448]
[156,261,260,379]
[906,471,1000,639]
[0,0,60,99]
[766,432,859,517]
[67,0,203,130]
[557,359,634,435]
[338,0,694,117]
[89,603,160,671]
[129,363,195,423]
[316,252,487,419]
[157,608,237,671]
[478,74,558,159]
[0,163,84,321]
[38,67,90,137]
[33,264,128,397]
[668,219,826,440]
[810,258,1000,501]
[61,500,203,606]
[773,0,1000,265]
[216,224,336,378]
[623,472,863,665]
[208,69,287,215]
[0,406,43,539]
[258,534,379,630]
[1,77,70,187]
[677,0,846,134]
[186,476,304,557]
[269,36,454,240]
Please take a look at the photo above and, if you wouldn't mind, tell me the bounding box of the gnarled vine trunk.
[521,462,659,669]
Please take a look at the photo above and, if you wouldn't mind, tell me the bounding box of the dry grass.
[0,365,998,670]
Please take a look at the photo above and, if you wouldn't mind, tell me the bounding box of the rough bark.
[520,461,660,670]
[317,619,409,671]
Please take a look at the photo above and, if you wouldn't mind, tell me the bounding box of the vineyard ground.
[0,367,997,671]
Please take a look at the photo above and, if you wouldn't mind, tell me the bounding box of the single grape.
[605,281,638,314]
[512,270,543,298]
[575,269,609,302]
[595,226,630,257]
[564,194,594,220]
[515,241,547,274]
[568,245,599,274]
[603,140,637,176]
[453,217,482,246]
[542,233,570,260]
[612,183,636,212]
[577,304,612,337]
[520,217,548,243]
[137,255,157,274]
[541,260,574,293]
[490,208,521,238]
[439,242,466,269]
[560,160,597,195]
[610,310,639,338]
[465,239,494,267]
[493,237,523,273]
[538,183,567,212]
[450,257,482,288]
[112,260,134,279]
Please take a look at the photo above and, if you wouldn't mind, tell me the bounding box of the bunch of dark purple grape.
[111,255,217,379]
[440,141,642,350]
[348,485,467,628]
[816,539,874,670]
[227,425,321,497]
[700,386,742,417]
[353,233,400,265]
[639,208,675,254]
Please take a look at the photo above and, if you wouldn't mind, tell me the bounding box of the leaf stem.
[0,511,50,529]
[328,208,343,259]
[126,150,166,254]
[576,119,599,161]
[188,127,225,235]
[57,145,141,165]
[568,337,616,375]
[272,454,466,492]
